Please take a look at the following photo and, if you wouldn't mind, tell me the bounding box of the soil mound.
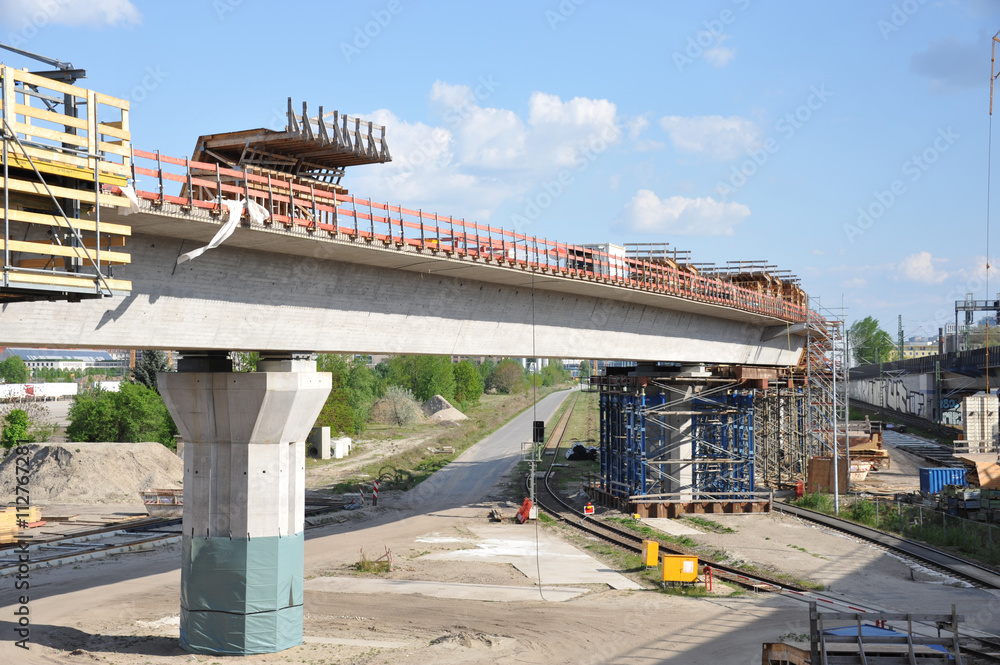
[0,442,183,504]
[423,395,468,422]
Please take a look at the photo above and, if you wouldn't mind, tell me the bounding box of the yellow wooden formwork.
[1,65,133,298]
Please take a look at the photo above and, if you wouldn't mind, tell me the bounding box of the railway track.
[773,502,1000,589]
[0,499,351,575]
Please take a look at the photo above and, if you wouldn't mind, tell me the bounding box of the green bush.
[1,409,30,449]
[66,383,178,446]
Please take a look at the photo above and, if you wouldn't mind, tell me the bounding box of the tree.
[371,386,422,426]
[453,360,484,406]
[478,358,496,389]
[132,350,169,392]
[849,317,896,365]
[315,355,380,435]
[491,359,526,394]
[1,409,30,449]
[385,355,456,403]
[540,359,570,386]
[232,352,260,372]
[67,383,178,446]
[579,359,592,379]
[0,356,28,384]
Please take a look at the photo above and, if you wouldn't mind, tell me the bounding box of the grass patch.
[605,516,698,548]
[353,557,392,574]
[537,512,556,525]
[680,516,736,534]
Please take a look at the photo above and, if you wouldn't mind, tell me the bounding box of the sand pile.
[0,442,183,504]
[422,395,468,423]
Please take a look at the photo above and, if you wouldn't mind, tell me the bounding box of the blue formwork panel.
[919,467,967,495]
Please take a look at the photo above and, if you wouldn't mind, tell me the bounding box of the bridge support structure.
[159,353,331,656]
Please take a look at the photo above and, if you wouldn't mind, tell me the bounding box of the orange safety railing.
[121,148,809,323]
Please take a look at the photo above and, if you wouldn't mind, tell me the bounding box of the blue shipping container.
[919,467,967,495]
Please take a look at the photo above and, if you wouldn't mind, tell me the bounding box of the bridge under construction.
[0,58,846,656]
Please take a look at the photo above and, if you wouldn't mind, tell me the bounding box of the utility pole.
[898,315,904,362]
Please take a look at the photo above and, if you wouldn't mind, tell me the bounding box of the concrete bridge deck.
[0,147,808,365]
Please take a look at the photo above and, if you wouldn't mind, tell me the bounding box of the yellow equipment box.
[641,539,659,567]
[659,554,698,583]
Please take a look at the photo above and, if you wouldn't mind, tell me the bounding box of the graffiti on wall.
[849,377,931,419]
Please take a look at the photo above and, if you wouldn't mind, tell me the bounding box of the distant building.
[0,347,125,372]
[902,341,937,359]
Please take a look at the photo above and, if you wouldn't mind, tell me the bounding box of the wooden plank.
[6,67,89,99]
[2,239,130,265]
[97,123,129,141]
[4,154,128,186]
[5,269,130,291]
[94,91,130,112]
[6,208,132,236]
[0,177,132,208]
[14,120,89,148]
[13,102,89,130]
[97,141,130,157]
[14,145,130,177]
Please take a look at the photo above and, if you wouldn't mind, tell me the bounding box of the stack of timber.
[1,64,133,302]
[846,429,890,471]
[0,507,17,544]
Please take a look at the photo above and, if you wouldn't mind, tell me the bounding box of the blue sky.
[2,0,999,340]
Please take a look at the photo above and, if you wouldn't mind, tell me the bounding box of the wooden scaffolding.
[1,64,132,302]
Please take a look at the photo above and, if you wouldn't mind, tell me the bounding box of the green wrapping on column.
[180,532,304,655]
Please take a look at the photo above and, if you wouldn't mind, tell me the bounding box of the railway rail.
[773,502,1000,589]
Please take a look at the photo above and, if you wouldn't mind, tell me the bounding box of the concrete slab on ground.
[304,576,590,602]
[642,517,701,536]
[421,524,642,590]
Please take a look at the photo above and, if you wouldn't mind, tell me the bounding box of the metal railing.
[121,148,809,323]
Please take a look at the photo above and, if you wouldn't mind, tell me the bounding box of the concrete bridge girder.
[0,221,805,364]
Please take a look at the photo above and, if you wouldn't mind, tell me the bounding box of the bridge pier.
[159,353,331,655]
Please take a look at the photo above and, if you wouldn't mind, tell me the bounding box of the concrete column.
[160,356,331,656]
[665,386,694,498]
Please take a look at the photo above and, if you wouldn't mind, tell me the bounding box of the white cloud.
[703,35,735,68]
[897,251,948,284]
[659,115,760,161]
[843,277,867,289]
[344,86,622,222]
[0,0,141,27]
[618,189,750,236]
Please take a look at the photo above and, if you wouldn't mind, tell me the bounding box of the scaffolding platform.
[1,64,132,302]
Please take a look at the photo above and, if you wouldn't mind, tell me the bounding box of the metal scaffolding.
[690,392,755,496]
[753,388,807,487]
